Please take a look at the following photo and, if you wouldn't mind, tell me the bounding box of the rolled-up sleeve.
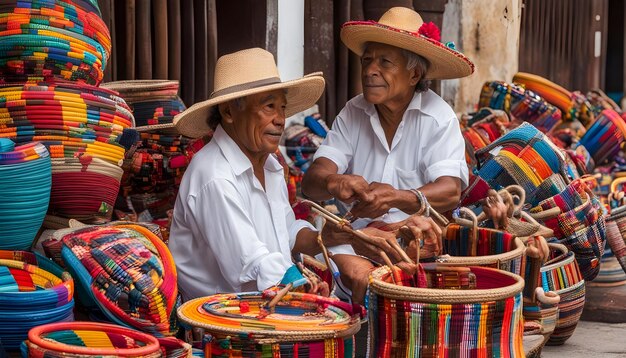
[190,179,293,291]
[313,113,353,174]
[422,117,469,188]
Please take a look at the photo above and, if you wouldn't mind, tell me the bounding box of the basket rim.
[369,265,524,303]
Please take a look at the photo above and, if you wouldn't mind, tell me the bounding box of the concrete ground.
[542,320,626,357]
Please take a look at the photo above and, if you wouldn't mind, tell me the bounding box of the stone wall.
[441,0,523,114]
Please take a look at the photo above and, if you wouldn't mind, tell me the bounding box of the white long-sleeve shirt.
[169,125,314,301]
[313,90,467,255]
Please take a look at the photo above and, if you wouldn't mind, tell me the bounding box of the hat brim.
[135,123,180,135]
[340,22,474,80]
[174,73,326,138]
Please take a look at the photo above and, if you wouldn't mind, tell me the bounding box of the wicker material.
[368,266,525,357]
[23,322,162,357]
[177,291,361,357]
[56,223,178,336]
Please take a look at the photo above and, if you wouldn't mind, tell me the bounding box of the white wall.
[277,0,304,81]
[277,0,308,126]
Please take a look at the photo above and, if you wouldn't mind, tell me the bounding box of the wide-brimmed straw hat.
[340,7,474,80]
[174,48,326,138]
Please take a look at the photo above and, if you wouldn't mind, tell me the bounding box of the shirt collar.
[213,125,284,176]
[355,90,447,126]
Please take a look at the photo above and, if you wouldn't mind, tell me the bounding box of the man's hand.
[481,189,509,229]
[398,215,443,260]
[353,227,405,263]
[326,174,371,203]
[349,182,400,219]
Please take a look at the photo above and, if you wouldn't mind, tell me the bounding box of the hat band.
[210,77,282,99]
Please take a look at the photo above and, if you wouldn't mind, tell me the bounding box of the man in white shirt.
[170,48,327,301]
[302,7,476,303]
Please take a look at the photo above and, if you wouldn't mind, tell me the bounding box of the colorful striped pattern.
[177,292,361,358]
[479,81,562,134]
[22,322,165,357]
[0,250,74,350]
[0,0,111,84]
[578,109,626,166]
[538,245,585,345]
[368,266,525,358]
[58,223,178,337]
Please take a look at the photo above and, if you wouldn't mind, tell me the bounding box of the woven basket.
[530,181,606,281]
[440,207,526,276]
[368,265,525,357]
[537,244,586,345]
[56,223,179,337]
[177,292,361,357]
[23,322,162,357]
[0,250,74,350]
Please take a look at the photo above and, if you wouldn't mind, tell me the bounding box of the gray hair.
[401,48,431,93]
[206,96,247,130]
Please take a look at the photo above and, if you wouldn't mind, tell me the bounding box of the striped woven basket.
[440,207,526,276]
[55,222,179,337]
[538,243,586,345]
[22,322,163,357]
[0,250,74,350]
[530,179,606,281]
[368,266,525,358]
[177,292,362,357]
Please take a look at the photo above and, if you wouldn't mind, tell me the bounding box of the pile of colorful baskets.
[479,81,562,133]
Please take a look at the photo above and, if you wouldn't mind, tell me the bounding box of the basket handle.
[610,176,626,193]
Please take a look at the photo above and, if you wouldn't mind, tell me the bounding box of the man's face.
[360,43,418,105]
[228,89,287,159]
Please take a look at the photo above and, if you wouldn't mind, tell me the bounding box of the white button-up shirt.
[169,125,314,301]
[314,90,468,229]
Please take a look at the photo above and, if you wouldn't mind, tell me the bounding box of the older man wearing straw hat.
[302,7,476,303]
[170,48,332,300]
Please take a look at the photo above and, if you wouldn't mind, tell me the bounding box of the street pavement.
[542,320,626,357]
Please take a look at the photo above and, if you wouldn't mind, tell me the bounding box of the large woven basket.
[368,266,525,358]
[177,291,362,357]
[55,222,179,336]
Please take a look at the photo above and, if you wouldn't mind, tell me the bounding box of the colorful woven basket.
[0,139,51,250]
[461,123,570,207]
[0,250,74,350]
[479,81,562,133]
[0,0,111,84]
[177,291,362,357]
[512,72,594,128]
[537,243,586,345]
[440,208,526,276]
[578,109,626,166]
[56,223,178,336]
[530,179,606,281]
[22,322,162,357]
[368,265,525,357]
[49,155,123,223]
